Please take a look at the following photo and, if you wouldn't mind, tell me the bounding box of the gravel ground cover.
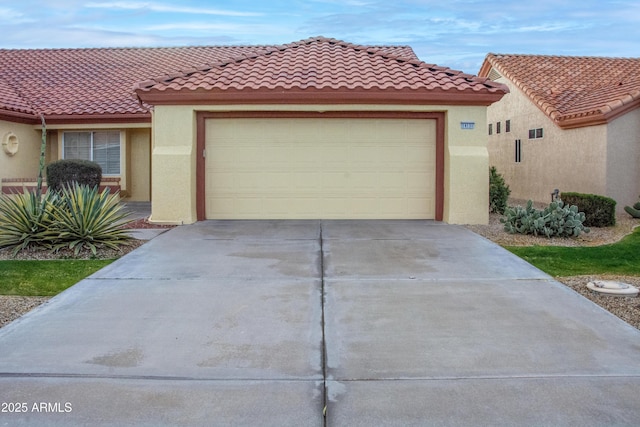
[2,210,639,330]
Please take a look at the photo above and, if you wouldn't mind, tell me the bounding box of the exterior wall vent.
[488,68,502,81]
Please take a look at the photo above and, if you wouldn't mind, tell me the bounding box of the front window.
[63,131,121,175]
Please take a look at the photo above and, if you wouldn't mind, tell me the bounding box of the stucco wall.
[1,122,152,201]
[444,106,489,224]
[150,104,490,225]
[607,109,640,209]
[487,76,608,205]
[150,107,198,224]
[0,120,42,183]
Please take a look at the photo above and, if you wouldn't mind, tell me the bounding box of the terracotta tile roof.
[0,37,506,124]
[135,37,507,105]
[479,53,640,128]
[0,45,277,122]
[0,77,34,117]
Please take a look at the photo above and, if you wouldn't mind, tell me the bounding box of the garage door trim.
[196,111,445,221]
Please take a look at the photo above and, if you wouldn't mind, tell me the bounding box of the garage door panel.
[263,173,292,189]
[378,198,409,216]
[205,118,435,219]
[322,172,352,190]
[350,172,382,189]
[293,172,321,190]
[377,172,408,190]
[207,172,234,191]
[321,147,349,168]
[408,197,433,215]
[407,172,433,190]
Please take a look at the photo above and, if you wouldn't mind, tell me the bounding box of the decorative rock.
[0,296,50,328]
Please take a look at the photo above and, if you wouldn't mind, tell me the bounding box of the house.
[0,36,507,224]
[478,54,640,211]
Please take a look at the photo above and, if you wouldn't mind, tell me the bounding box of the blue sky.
[1,0,638,74]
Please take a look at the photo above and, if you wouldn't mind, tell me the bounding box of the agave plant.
[48,183,134,255]
[0,190,60,255]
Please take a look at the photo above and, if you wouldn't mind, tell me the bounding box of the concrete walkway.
[1,220,639,426]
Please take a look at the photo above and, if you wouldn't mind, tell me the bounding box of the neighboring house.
[478,54,640,211]
[0,36,507,224]
[0,43,285,202]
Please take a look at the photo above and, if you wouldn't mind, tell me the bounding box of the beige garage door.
[205,118,436,219]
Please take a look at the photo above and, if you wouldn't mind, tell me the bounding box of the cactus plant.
[501,199,590,238]
[624,197,640,218]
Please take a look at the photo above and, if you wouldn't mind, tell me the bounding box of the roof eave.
[477,55,496,78]
[557,99,640,129]
[0,109,153,125]
[136,88,507,107]
[41,113,152,125]
[0,109,38,124]
[555,114,608,129]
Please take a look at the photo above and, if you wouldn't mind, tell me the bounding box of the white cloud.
[0,6,32,23]
[85,2,263,17]
[143,21,288,36]
[511,22,589,33]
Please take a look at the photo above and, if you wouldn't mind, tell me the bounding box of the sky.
[0,0,638,74]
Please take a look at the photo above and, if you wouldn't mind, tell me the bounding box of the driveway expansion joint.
[0,372,324,382]
[319,222,328,426]
[326,374,640,382]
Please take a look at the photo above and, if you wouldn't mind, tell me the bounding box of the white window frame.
[62,131,121,176]
[528,128,544,139]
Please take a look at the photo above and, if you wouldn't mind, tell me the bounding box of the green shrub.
[489,166,511,214]
[48,184,133,255]
[561,192,616,227]
[0,191,61,255]
[47,159,102,192]
[0,184,133,256]
[624,196,640,218]
[501,199,590,238]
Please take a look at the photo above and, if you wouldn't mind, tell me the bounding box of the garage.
[202,114,438,220]
[137,37,508,225]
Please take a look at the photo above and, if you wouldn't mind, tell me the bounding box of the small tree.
[489,166,511,214]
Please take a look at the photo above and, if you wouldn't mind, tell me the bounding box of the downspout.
[36,114,47,199]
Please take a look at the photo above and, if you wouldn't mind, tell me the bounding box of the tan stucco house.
[479,54,640,211]
[0,37,507,224]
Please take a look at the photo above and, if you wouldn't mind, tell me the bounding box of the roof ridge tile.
[135,36,507,98]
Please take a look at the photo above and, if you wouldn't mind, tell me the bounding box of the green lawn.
[505,227,640,277]
[0,259,114,296]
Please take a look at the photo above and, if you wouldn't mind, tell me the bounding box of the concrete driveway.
[1,220,640,426]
